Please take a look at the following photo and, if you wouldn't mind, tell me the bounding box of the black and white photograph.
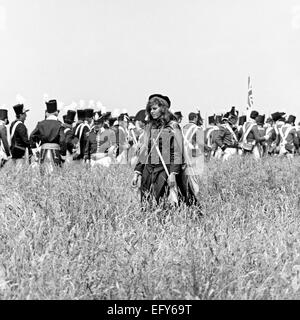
[0,0,300,305]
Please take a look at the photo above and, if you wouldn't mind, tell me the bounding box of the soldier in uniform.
[205,115,218,160]
[182,111,205,205]
[278,115,299,158]
[63,110,76,163]
[214,112,240,161]
[73,109,92,161]
[0,109,11,167]
[256,114,266,157]
[30,100,66,169]
[10,104,32,166]
[84,111,116,167]
[264,117,277,156]
[239,110,268,159]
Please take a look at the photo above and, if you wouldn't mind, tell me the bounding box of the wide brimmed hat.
[148,94,171,108]
[13,104,29,116]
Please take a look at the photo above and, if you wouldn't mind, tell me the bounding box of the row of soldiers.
[0,101,299,169]
[203,108,299,160]
[0,100,148,168]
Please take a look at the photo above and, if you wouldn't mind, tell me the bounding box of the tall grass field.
[0,156,299,299]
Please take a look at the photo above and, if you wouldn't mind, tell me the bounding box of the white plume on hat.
[121,108,128,115]
[96,100,103,109]
[57,101,65,112]
[112,108,121,118]
[16,94,25,105]
[101,106,107,114]
[79,100,85,109]
[65,101,77,111]
[88,100,95,109]
[43,93,49,103]
[169,108,175,114]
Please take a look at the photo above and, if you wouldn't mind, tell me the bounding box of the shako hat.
[287,115,296,124]
[46,100,58,114]
[13,104,29,116]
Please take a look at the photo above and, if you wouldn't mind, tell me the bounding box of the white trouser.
[222,148,237,161]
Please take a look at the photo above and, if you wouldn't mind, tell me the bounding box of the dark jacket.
[135,120,184,175]
[30,119,66,156]
[10,120,32,159]
[84,128,116,160]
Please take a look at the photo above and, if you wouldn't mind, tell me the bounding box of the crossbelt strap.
[41,143,60,150]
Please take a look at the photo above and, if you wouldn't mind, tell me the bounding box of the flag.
[247,76,253,110]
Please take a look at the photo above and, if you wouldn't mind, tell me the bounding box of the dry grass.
[0,156,299,300]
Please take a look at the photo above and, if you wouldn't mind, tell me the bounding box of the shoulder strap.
[183,124,199,149]
[64,128,71,135]
[79,123,89,140]
[9,121,22,145]
[281,126,294,144]
[75,123,83,136]
[225,123,238,142]
[242,123,255,143]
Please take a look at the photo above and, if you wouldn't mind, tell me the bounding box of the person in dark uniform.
[84,111,116,167]
[30,100,66,168]
[73,109,91,161]
[214,112,240,160]
[0,109,11,167]
[131,94,184,206]
[63,110,76,162]
[10,104,32,166]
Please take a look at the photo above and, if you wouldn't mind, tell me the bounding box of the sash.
[9,121,22,146]
[279,126,294,146]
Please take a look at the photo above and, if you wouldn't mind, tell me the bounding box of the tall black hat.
[46,100,58,114]
[0,109,9,124]
[77,110,85,121]
[271,112,285,122]
[84,109,94,119]
[13,104,29,116]
[287,115,296,124]
[208,115,216,125]
[66,110,76,123]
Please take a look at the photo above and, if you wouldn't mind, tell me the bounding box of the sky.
[0,0,300,131]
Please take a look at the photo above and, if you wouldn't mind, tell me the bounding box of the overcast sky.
[0,0,299,131]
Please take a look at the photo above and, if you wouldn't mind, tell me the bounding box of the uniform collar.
[47,114,58,121]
